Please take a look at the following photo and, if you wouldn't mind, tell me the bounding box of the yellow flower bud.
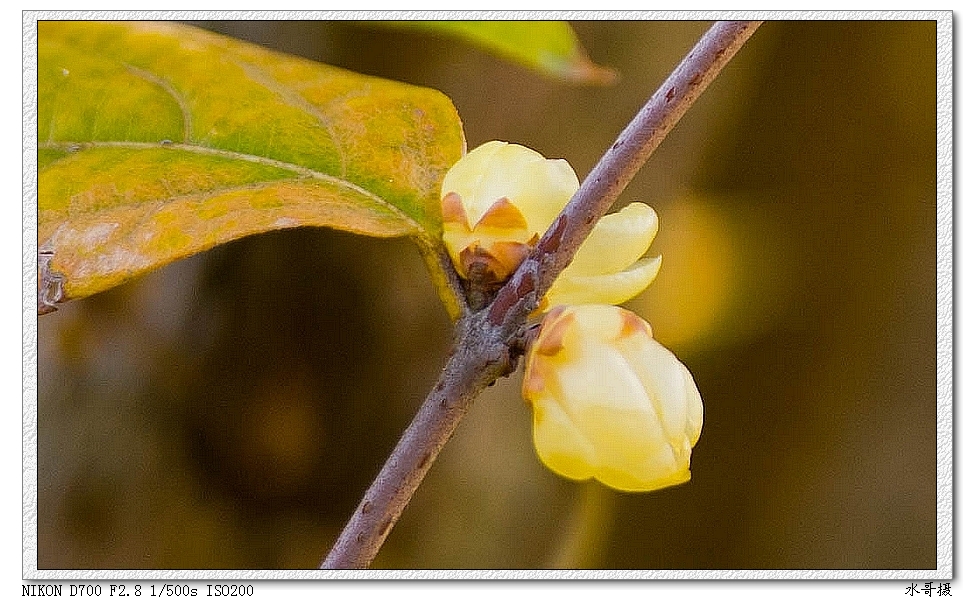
[522,304,703,492]
[441,141,579,284]
[441,141,661,305]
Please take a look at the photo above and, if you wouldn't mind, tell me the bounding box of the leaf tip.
[560,52,619,86]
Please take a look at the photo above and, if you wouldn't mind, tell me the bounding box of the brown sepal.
[441,191,468,227]
[475,197,528,230]
[534,307,572,356]
[619,309,651,339]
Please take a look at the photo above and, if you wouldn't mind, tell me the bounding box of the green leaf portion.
[38,21,465,308]
[398,21,617,85]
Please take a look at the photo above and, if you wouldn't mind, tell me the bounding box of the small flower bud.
[522,304,703,492]
[441,141,579,285]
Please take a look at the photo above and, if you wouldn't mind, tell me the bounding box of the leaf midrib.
[38,140,425,235]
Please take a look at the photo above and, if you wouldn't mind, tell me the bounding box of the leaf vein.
[38,140,423,234]
[234,59,349,179]
[124,63,193,143]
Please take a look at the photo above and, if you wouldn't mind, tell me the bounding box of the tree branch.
[320,20,762,570]
[321,310,513,568]
[490,20,763,330]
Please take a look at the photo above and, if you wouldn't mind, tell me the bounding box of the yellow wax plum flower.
[442,140,579,285]
[441,141,659,305]
[522,304,703,492]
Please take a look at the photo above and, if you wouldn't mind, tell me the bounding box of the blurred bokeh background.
[36,20,938,570]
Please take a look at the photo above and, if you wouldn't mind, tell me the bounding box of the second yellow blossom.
[522,304,704,492]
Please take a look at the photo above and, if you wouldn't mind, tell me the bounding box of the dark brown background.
[37,20,939,570]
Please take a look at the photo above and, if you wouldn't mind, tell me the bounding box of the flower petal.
[566,203,658,276]
[440,140,507,215]
[532,392,598,481]
[545,255,662,308]
[513,157,580,233]
[623,334,702,449]
[468,143,550,223]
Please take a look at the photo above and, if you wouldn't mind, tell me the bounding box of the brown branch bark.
[321,20,762,570]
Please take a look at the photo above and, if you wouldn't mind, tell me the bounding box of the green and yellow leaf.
[37,21,466,315]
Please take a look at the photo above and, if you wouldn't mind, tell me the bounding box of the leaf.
[37,21,466,316]
[394,21,617,85]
